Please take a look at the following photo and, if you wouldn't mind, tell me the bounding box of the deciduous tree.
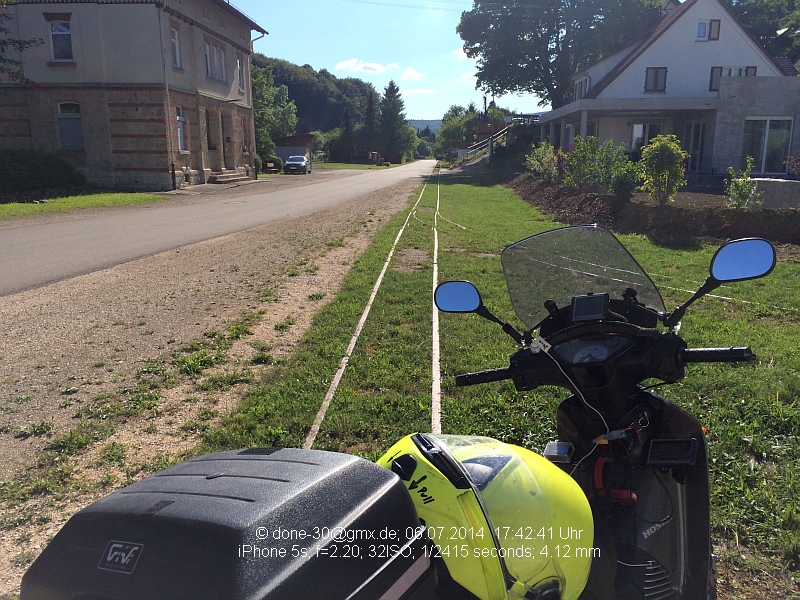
[457,0,662,108]
[1,0,42,81]
[251,64,297,159]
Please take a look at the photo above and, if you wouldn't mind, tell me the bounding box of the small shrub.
[564,136,597,189]
[726,156,762,209]
[609,159,639,201]
[637,135,688,205]
[524,141,559,183]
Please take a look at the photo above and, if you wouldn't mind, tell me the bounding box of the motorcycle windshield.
[501,225,665,330]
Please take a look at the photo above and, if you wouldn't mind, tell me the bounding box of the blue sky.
[235,0,544,120]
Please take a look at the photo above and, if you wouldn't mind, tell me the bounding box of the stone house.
[0,0,266,190]
[538,0,800,178]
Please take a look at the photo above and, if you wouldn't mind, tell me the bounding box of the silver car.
[283,155,311,174]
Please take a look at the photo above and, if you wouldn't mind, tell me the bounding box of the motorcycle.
[21,225,775,600]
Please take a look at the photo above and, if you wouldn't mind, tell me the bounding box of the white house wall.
[597,0,782,100]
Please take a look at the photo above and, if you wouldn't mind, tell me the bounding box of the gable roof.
[584,0,787,99]
[14,0,267,35]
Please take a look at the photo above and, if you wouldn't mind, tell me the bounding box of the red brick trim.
[107,103,164,108]
[112,150,169,155]
[43,12,71,22]
[111,133,166,139]
[109,118,165,123]
[114,167,169,172]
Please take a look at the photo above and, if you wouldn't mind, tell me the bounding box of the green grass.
[0,192,165,219]
[201,169,800,577]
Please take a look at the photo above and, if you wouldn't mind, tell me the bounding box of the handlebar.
[455,367,513,387]
[681,347,756,363]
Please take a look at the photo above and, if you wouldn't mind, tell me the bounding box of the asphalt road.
[0,161,436,297]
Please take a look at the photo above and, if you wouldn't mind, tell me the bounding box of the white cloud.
[401,67,425,82]
[387,63,400,70]
[452,47,468,60]
[334,58,389,74]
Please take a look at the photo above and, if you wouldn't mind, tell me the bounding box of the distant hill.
[408,120,442,134]
[251,55,379,134]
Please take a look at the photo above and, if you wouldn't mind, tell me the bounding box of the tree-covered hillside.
[251,55,380,133]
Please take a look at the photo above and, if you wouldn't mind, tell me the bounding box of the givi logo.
[98,541,144,574]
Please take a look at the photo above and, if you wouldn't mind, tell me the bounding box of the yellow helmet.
[378,434,593,600]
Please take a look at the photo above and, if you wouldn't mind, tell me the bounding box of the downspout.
[157,2,177,190]
[249,31,266,174]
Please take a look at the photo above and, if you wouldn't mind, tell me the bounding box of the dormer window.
[573,78,589,101]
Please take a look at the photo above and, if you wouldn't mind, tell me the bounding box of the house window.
[171,28,181,69]
[683,122,706,172]
[50,21,73,61]
[644,67,667,92]
[697,19,720,41]
[176,106,187,151]
[58,102,83,150]
[237,56,245,90]
[632,123,662,154]
[573,78,588,101]
[742,118,793,174]
[708,19,720,40]
[204,39,227,82]
[710,66,757,91]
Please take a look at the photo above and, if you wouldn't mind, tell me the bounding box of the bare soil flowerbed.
[508,174,800,249]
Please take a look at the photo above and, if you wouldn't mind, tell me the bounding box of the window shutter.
[709,19,720,40]
[709,67,722,91]
[745,66,757,77]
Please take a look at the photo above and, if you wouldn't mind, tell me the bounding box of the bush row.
[0,149,85,196]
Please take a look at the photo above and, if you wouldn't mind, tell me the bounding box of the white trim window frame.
[171,27,181,69]
[176,106,187,151]
[204,42,212,78]
[50,20,73,61]
[237,55,245,91]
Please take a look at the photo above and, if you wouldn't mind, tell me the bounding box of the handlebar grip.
[681,347,756,363]
[455,368,513,387]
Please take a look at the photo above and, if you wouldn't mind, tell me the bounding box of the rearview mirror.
[710,238,776,283]
[434,281,482,313]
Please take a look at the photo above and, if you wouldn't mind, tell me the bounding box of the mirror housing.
[434,281,482,313]
[710,238,776,283]
[663,238,776,328]
[434,281,525,344]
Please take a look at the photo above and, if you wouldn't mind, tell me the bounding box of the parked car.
[283,155,311,174]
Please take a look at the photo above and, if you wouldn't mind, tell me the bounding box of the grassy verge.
[0,193,165,219]
[203,170,800,590]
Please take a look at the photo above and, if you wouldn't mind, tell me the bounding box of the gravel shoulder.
[0,175,421,596]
